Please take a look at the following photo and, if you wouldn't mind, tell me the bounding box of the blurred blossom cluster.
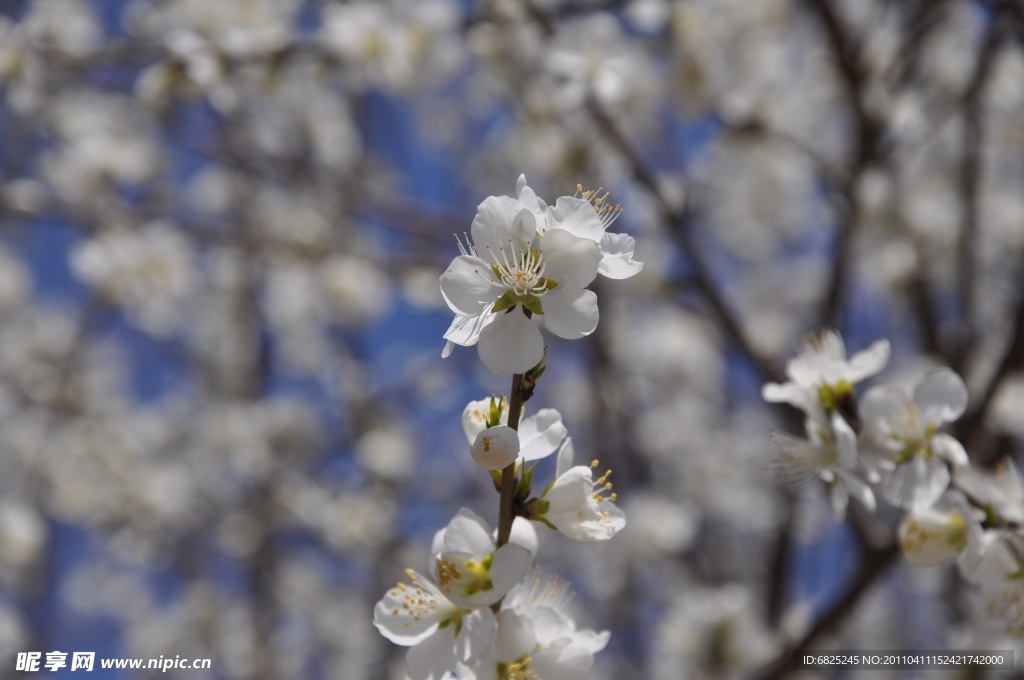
[0,0,1021,678]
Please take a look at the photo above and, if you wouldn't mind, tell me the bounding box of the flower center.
[388,569,453,624]
[452,234,557,315]
[498,656,539,680]
[488,244,552,298]
[437,554,495,597]
[891,409,937,463]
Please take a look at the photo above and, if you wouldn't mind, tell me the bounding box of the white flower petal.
[846,339,890,383]
[597,232,643,279]
[545,467,592,515]
[518,408,567,461]
[516,175,548,219]
[406,625,457,680]
[454,608,498,667]
[462,397,500,444]
[555,437,575,479]
[495,609,537,666]
[489,543,534,597]
[508,516,539,555]
[443,508,496,557]
[831,412,858,469]
[443,308,496,349]
[431,529,446,565]
[932,433,968,467]
[830,479,849,520]
[374,596,442,646]
[898,506,969,568]
[882,457,950,512]
[573,629,610,654]
[914,368,968,425]
[762,382,816,413]
[471,425,521,470]
[374,570,454,646]
[440,256,501,316]
[478,308,545,377]
[471,195,535,256]
[541,287,599,340]
[536,229,601,289]
[551,196,607,242]
[838,469,875,512]
[532,637,596,680]
[861,385,915,446]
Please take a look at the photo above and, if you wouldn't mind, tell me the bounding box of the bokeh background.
[0,0,1023,678]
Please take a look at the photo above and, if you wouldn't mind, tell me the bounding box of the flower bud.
[898,506,969,568]
[471,425,520,470]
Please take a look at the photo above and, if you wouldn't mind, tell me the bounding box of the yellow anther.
[610,493,617,501]
[591,459,599,467]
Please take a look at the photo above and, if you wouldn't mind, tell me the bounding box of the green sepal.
[526,498,550,518]
[454,618,463,637]
[515,461,537,502]
[523,347,548,384]
[491,291,518,313]
[481,579,494,591]
[486,395,504,428]
[438,619,451,629]
[523,296,544,316]
[540,478,556,499]
[534,516,558,532]
[537,278,559,291]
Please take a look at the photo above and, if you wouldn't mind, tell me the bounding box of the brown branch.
[805,0,879,328]
[516,0,782,384]
[952,19,1005,373]
[585,97,783,384]
[956,285,1024,464]
[751,544,900,680]
[497,370,527,549]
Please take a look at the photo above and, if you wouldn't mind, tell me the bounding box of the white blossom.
[459,571,609,680]
[762,330,890,426]
[531,438,625,541]
[516,175,643,281]
[439,178,607,376]
[462,397,568,463]
[471,426,521,471]
[769,411,875,519]
[430,509,534,609]
[861,368,969,511]
[898,491,984,570]
[373,569,496,680]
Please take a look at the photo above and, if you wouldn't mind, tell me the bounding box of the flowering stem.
[497,371,526,548]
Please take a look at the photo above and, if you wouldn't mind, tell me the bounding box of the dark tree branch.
[804,0,880,328]
[952,18,1005,374]
[750,545,900,680]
